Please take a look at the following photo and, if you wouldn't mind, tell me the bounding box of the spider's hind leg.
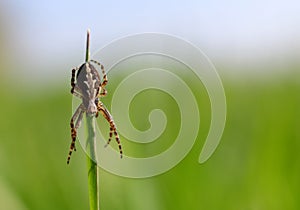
[67,104,85,164]
[96,101,123,158]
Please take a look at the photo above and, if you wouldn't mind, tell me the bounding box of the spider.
[67,59,123,164]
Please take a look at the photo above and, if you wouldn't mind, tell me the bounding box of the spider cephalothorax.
[67,60,123,164]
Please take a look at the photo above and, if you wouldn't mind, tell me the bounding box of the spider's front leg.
[96,100,123,158]
[67,104,85,164]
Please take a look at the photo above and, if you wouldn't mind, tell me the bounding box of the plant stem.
[85,29,100,210]
[86,115,99,210]
[86,29,90,62]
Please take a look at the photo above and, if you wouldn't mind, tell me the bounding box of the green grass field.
[0,71,299,210]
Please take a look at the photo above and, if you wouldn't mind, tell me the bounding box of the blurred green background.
[0,1,300,210]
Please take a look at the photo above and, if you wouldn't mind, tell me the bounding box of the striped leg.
[72,86,83,99]
[90,60,108,97]
[67,104,85,164]
[71,66,79,94]
[96,101,123,158]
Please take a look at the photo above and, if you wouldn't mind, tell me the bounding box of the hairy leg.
[96,101,123,158]
[67,104,85,164]
[91,60,108,97]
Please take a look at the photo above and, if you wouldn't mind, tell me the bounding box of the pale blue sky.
[1,0,300,81]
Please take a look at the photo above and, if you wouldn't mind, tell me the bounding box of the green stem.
[86,29,90,63]
[86,115,99,210]
[85,29,99,210]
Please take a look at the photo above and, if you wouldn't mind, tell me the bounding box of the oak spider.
[67,59,123,164]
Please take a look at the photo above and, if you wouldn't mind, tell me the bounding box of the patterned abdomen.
[76,62,101,114]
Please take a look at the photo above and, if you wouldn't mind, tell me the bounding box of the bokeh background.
[0,1,299,209]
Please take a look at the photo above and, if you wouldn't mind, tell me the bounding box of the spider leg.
[99,88,107,97]
[72,91,82,99]
[96,101,123,158]
[72,89,83,99]
[73,108,84,151]
[91,60,108,97]
[71,66,79,94]
[67,103,85,164]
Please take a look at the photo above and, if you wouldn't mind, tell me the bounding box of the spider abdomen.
[76,62,101,114]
